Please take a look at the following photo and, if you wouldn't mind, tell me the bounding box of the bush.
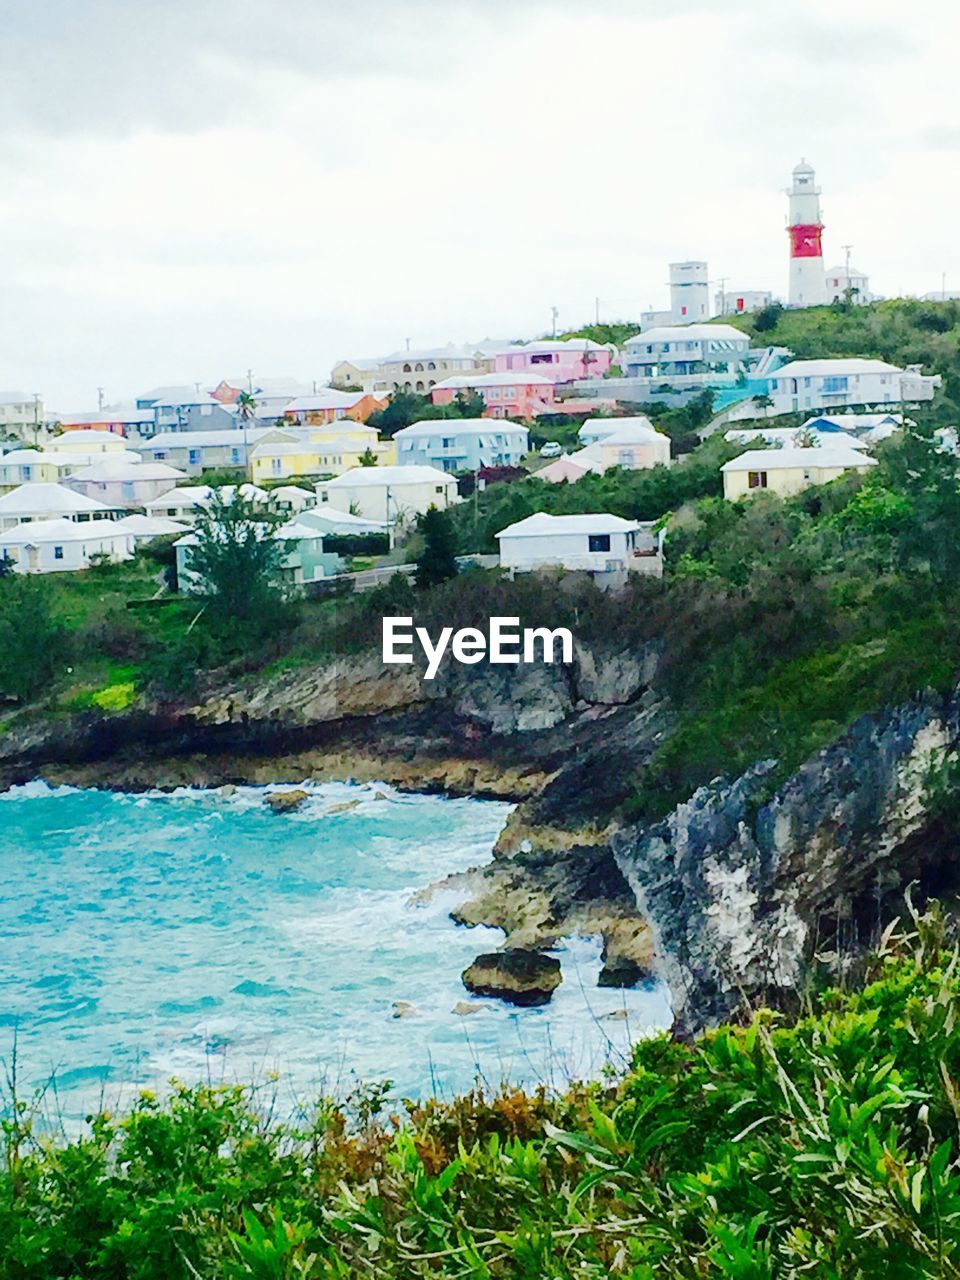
[0,577,66,701]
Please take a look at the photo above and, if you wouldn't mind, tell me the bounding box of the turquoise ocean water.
[0,781,670,1121]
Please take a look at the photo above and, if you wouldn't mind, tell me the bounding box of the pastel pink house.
[430,372,555,419]
[494,339,612,382]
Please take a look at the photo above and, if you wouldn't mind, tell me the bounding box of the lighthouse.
[787,159,827,307]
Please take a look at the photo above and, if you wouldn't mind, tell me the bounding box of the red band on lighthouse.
[788,224,823,258]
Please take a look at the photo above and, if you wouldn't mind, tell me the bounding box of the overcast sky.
[2,0,958,410]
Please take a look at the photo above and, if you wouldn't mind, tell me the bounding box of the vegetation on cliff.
[3,906,960,1277]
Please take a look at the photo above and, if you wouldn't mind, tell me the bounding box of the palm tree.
[237,391,257,478]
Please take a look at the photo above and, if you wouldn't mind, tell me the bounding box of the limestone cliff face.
[613,687,960,1034]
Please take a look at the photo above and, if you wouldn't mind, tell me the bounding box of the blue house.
[392,418,529,474]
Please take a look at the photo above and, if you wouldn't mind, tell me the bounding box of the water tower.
[787,160,827,307]
[669,260,710,322]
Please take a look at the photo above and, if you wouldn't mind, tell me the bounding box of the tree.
[186,489,292,627]
[367,390,435,437]
[452,390,485,418]
[0,577,65,701]
[358,447,378,467]
[415,506,459,588]
[753,302,783,332]
[236,391,258,476]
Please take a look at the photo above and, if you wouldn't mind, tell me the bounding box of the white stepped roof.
[394,418,527,439]
[0,517,130,544]
[625,324,750,346]
[430,371,554,390]
[721,447,877,472]
[0,483,112,515]
[320,465,454,487]
[496,512,639,539]
[114,514,189,536]
[67,461,187,482]
[772,358,904,377]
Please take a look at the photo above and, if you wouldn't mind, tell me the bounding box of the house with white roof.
[0,518,135,574]
[0,392,42,443]
[721,444,876,501]
[282,389,387,426]
[573,419,671,471]
[766,359,941,415]
[0,483,119,531]
[64,461,186,509]
[536,454,602,484]
[51,429,130,454]
[430,371,555,419]
[496,512,661,577]
[622,325,752,381]
[174,517,343,593]
[315,465,458,524]
[392,418,529,473]
[143,483,270,525]
[133,428,272,476]
[493,339,613,382]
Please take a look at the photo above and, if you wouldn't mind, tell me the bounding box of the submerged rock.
[451,1000,486,1016]
[264,789,310,814]
[392,1000,417,1019]
[462,948,562,1007]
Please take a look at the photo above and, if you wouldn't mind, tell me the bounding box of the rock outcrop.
[264,788,310,813]
[613,687,960,1034]
[462,949,562,1006]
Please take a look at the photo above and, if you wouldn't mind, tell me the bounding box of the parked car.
[539,441,562,457]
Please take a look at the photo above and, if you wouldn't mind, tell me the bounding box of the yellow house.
[249,427,396,484]
[721,445,876,501]
[576,422,672,472]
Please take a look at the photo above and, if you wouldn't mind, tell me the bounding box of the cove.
[0,781,671,1121]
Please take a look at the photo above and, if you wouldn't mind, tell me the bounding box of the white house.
[393,418,529,472]
[0,482,119,531]
[51,429,130,455]
[766,359,941,415]
[574,420,671,471]
[496,512,659,575]
[622,324,752,381]
[143,483,270,525]
[721,444,877,501]
[0,518,135,574]
[579,415,657,446]
[64,460,187,509]
[315,465,458,524]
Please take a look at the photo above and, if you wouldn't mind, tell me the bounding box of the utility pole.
[595,296,601,325]
[32,392,41,446]
[943,272,948,302]
[246,368,254,394]
[550,305,559,339]
[716,276,728,316]
[405,337,411,352]
[96,386,105,411]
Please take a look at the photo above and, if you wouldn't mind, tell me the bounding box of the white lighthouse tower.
[787,159,827,307]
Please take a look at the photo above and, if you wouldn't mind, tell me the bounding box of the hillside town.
[0,160,951,585]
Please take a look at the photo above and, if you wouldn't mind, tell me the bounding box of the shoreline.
[14,742,658,997]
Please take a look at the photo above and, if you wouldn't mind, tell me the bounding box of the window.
[747,471,768,489]
[415,363,424,372]
[435,485,444,494]
[588,534,611,553]
[823,376,848,393]
[427,361,436,371]
[402,363,412,373]
[54,546,64,560]
[231,448,241,463]
[321,492,329,503]
[189,450,200,465]
[442,437,453,448]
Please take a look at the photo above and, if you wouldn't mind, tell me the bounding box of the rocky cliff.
[613,686,960,1034]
